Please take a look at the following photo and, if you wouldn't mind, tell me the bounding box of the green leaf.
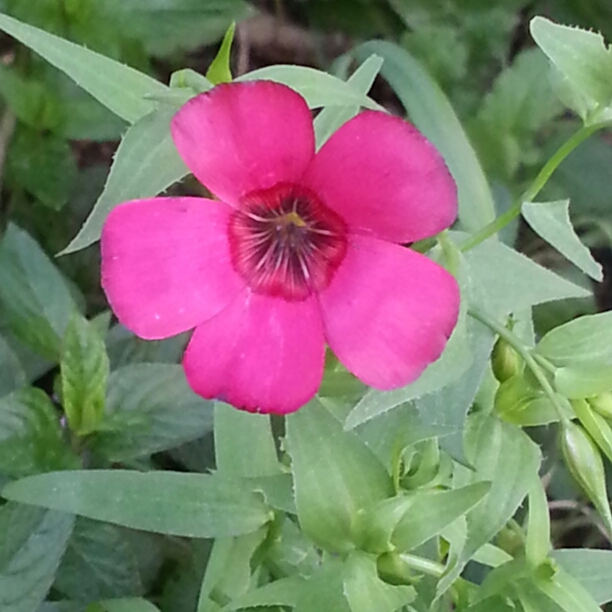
[206,22,234,85]
[0,502,74,612]
[91,364,214,461]
[343,552,415,612]
[494,374,565,427]
[530,16,612,124]
[463,416,541,557]
[96,599,160,612]
[314,54,383,147]
[287,400,393,553]
[536,312,612,366]
[358,482,490,554]
[461,235,590,316]
[0,224,79,360]
[463,597,516,612]
[2,470,272,538]
[197,529,267,610]
[61,313,109,436]
[221,576,305,611]
[62,104,188,254]
[554,364,612,398]
[535,567,602,612]
[237,65,383,110]
[413,317,496,463]
[54,518,142,601]
[0,387,77,478]
[525,476,552,568]
[7,127,77,211]
[438,414,541,595]
[214,403,279,477]
[391,483,491,553]
[348,40,496,232]
[294,561,350,612]
[0,12,168,124]
[169,68,213,93]
[553,548,612,605]
[522,200,602,281]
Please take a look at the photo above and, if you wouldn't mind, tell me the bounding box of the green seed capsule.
[589,392,612,420]
[559,421,612,533]
[491,337,522,383]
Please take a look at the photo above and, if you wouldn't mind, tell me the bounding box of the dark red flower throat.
[228,183,347,301]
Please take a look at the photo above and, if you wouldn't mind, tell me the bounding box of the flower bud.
[559,421,612,533]
[589,392,612,419]
[572,399,612,463]
[491,337,522,383]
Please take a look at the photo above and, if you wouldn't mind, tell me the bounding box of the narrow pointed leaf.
[287,400,392,553]
[2,470,271,538]
[0,502,74,612]
[214,403,280,477]
[61,313,109,436]
[237,65,383,110]
[206,23,235,85]
[536,312,612,366]
[0,12,168,124]
[522,200,602,281]
[314,54,383,146]
[62,104,188,254]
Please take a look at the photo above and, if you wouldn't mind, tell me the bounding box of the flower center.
[228,182,348,301]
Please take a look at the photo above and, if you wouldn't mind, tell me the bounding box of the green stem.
[469,307,570,426]
[459,123,605,252]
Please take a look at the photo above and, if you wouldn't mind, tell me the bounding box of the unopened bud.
[491,337,522,383]
[559,421,611,531]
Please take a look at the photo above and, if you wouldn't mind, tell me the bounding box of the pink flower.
[101,81,460,414]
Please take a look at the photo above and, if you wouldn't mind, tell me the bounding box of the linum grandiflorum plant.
[3,8,612,612]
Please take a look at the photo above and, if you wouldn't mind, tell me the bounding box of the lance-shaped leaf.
[553,548,612,605]
[438,414,541,595]
[0,224,79,360]
[522,200,602,281]
[287,400,392,553]
[237,65,383,110]
[536,311,612,366]
[61,313,109,436]
[91,364,213,461]
[0,12,168,124]
[62,104,188,254]
[530,17,612,125]
[0,502,74,612]
[2,470,272,538]
[214,403,280,478]
[314,54,383,147]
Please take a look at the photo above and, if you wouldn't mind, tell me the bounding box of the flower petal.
[303,111,457,243]
[319,235,460,389]
[183,293,325,414]
[101,197,243,340]
[171,81,315,206]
